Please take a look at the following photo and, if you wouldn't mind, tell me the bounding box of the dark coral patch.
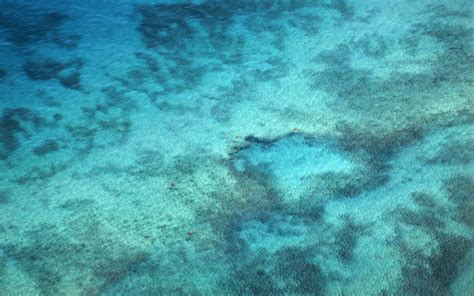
[428,139,474,165]
[353,33,387,58]
[401,234,471,295]
[60,86,136,155]
[396,185,473,295]
[133,1,296,98]
[23,58,83,90]
[398,207,446,230]
[1,223,150,294]
[331,0,355,20]
[32,139,60,156]
[226,258,280,295]
[443,175,474,227]
[337,122,424,162]
[275,247,326,294]
[53,113,63,121]
[311,44,373,101]
[0,108,47,155]
[223,247,326,295]
[0,109,26,152]
[24,60,65,80]
[335,216,370,263]
[0,190,9,204]
[0,4,78,49]
[306,7,473,124]
[15,163,67,185]
[0,8,64,45]
[57,67,82,90]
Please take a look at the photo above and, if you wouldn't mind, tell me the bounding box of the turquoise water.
[0,0,473,294]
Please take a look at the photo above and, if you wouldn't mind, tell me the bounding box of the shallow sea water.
[0,0,473,295]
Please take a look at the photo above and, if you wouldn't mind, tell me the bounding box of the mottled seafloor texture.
[0,0,473,295]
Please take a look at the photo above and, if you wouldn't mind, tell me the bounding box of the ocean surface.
[0,0,473,295]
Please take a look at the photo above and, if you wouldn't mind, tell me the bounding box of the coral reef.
[444,175,474,227]
[0,1,472,294]
[32,139,60,156]
[0,3,79,49]
[0,108,47,157]
[23,58,83,90]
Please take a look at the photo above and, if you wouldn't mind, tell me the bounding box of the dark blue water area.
[0,0,473,295]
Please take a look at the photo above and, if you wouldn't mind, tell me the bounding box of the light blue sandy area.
[0,0,473,294]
